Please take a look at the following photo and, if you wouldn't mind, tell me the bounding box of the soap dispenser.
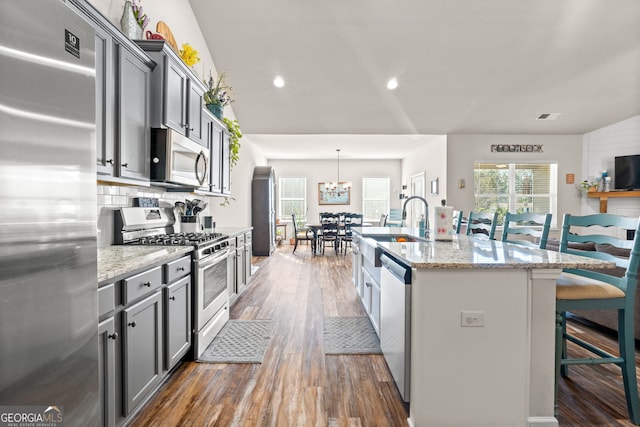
[418,214,426,237]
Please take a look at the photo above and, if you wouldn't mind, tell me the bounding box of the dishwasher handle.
[380,253,412,284]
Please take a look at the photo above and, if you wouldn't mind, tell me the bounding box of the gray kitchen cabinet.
[244,232,252,285]
[94,25,115,176]
[227,237,238,304]
[118,48,151,181]
[98,317,116,427]
[235,233,246,297]
[203,109,223,194]
[136,41,206,147]
[122,290,163,415]
[164,255,191,370]
[69,0,153,184]
[221,130,232,195]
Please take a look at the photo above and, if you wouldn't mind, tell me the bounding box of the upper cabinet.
[69,0,154,185]
[135,41,206,147]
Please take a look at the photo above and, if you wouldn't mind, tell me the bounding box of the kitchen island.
[352,227,614,427]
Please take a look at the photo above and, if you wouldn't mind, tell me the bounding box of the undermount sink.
[368,235,430,243]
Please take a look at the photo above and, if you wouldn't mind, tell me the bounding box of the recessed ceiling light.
[273,76,285,88]
[386,78,398,90]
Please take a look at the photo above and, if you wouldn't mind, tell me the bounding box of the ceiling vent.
[536,113,562,120]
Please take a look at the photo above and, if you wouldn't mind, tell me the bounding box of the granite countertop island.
[352,226,613,427]
[354,226,613,270]
[98,246,192,284]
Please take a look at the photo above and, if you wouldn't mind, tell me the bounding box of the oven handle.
[195,150,208,186]
[198,248,229,268]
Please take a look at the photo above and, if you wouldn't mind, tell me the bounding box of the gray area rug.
[198,320,275,363]
[323,316,382,355]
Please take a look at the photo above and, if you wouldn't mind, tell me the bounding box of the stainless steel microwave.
[151,128,209,188]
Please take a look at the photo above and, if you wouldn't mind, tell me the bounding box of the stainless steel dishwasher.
[380,253,412,402]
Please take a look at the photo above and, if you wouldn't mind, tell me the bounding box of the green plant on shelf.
[223,117,242,170]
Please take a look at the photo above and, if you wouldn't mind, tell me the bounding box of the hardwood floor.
[130,244,640,427]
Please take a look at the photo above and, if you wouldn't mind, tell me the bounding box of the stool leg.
[619,308,640,424]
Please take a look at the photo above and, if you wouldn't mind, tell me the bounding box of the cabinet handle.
[169,296,176,301]
[106,159,114,165]
[365,282,371,287]
[177,267,185,271]
[121,163,129,168]
[142,281,151,287]
[128,321,136,328]
[108,332,118,340]
[189,127,194,132]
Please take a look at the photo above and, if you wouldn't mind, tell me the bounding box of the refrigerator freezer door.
[0,1,98,425]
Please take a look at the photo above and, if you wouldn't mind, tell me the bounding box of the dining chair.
[465,211,497,239]
[554,213,640,423]
[319,213,341,254]
[341,213,363,254]
[379,214,388,227]
[291,213,314,254]
[501,212,552,249]
[453,210,464,234]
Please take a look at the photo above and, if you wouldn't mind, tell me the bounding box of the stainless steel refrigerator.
[0,1,98,426]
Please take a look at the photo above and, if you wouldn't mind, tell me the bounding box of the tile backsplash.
[97,183,216,247]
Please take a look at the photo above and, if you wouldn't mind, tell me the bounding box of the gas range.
[114,207,230,260]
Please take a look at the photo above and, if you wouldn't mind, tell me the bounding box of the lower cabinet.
[98,317,116,427]
[165,275,191,369]
[98,254,192,426]
[361,266,381,335]
[122,291,163,415]
[244,232,253,285]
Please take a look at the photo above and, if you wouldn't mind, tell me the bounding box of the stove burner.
[131,232,226,247]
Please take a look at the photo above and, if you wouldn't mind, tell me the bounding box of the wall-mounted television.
[614,154,640,190]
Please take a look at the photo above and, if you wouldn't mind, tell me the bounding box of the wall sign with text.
[490,144,543,153]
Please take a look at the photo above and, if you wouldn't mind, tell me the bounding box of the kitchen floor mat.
[323,316,382,355]
[198,320,275,363]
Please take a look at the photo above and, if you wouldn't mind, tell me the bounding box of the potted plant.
[223,117,242,169]
[204,72,233,120]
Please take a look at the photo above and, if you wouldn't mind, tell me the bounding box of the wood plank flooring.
[130,243,640,427]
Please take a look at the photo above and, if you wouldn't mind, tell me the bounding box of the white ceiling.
[189,0,640,159]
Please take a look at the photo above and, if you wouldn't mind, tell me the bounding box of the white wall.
[446,134,584,229]
[267,158,402,233]
[581,115,640,217]
[401,135,448,228]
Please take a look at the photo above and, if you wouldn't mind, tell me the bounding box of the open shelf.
[587,190,640,213]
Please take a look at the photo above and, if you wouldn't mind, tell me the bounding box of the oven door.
[151,128,209,188]
[195,249,229,332]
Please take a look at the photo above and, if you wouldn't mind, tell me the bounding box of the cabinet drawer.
[165,255,191,283]
[98,283,115,318]
[123,266,162,304]
[244,232,252,243]
[236,234,245,246]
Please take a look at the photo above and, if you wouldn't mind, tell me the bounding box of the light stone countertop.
[354,227,614,270]
[98,246,193,284]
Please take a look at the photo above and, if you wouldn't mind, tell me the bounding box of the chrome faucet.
[401,196,429,232]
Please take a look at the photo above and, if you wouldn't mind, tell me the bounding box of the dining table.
[305,222,372,255]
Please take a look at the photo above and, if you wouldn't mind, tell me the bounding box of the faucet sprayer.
[401,196,429,233]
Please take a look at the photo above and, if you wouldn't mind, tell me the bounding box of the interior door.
[409,172,425,227]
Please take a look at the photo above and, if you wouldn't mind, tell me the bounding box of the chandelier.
[324,149,352,196]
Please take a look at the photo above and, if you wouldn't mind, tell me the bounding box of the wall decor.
[490,144,543,153]
[318,183,350,205]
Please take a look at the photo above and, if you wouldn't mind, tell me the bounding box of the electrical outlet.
[461,311,485,327]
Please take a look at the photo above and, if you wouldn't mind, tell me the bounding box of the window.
[474,162,557,226]
[362,177,390,221]
[278,177,306,222]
